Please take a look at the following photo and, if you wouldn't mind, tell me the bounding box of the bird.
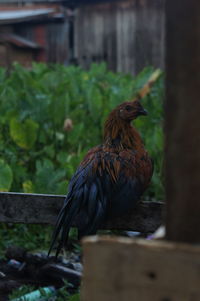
[48,99,153,257]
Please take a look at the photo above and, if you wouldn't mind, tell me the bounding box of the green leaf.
[23,180,34,193]
[0,159,13,191]
[67,122,84,146]
[9,118,39,149]
[69,293,80,301]
[86,86,103,120]
[34,159,66,194]
[57,152,69,169]
[43,145,55,158]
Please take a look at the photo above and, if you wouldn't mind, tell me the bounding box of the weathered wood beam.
[0,192,64,225]
[0,192,163,233]
[81,236,200,301]
[165,1,200,242]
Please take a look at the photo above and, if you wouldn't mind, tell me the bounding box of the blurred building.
[0,0,165,74]
[74,0,165,74]
[0,1,69,68]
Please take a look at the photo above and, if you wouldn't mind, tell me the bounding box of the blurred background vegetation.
[0,62,164,253]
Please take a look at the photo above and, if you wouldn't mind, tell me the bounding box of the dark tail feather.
[54,229,70,258]
[55,202,79,258]
[48,197,78,257]
[78,199,105,239]
[48,199,70,257]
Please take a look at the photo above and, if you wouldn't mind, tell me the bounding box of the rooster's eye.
[125,105,132,112]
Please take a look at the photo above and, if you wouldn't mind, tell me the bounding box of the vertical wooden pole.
[165,1,200,242]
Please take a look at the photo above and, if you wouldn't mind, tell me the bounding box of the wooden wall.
[14,21,70,64]
[0,0,165,71]
[46,21,69,64]
[0,44,7,67]
[74,0,165,74]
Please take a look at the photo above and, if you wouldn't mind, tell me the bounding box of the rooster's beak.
[138,108,148,116]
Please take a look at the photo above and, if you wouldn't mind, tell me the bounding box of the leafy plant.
[0,224,52,255]
[0,63,164,198]
[0,63,164,254]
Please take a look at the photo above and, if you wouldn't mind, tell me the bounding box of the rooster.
[48,99,153,257]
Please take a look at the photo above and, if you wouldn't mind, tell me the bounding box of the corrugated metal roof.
[0,33,42,49]
[0,0,120,6]
[0,0,119,2]
[0,0,62,2]
[0,8,56,24]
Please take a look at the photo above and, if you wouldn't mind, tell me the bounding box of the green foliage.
[0,62,164,199]
[8,285,35,300]
[0,63,164,256]
[0,159,13,191]
[9,117,39,150]
[0,224,52,255]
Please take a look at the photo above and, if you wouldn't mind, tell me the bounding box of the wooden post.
[82,237,200,301]
[165,1,200,242]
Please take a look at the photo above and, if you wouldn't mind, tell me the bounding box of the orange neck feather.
[103,111,144,151]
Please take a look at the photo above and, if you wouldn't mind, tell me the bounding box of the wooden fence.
[0,192,163,233]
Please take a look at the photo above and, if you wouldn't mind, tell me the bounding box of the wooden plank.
[81,236,200,301]
[165,1,200,242]
[0,192,163,232]
[0,192,63,225]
